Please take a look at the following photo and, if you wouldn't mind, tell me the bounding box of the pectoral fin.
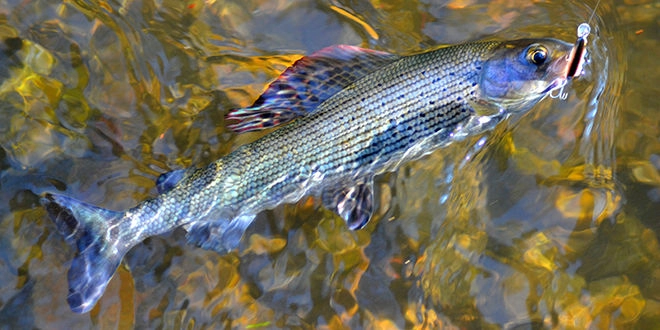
[322,181,375,230]
[226,45,400,133]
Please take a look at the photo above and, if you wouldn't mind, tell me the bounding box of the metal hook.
[549,84,568,100]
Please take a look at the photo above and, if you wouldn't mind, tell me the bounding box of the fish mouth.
[541,42,585,96]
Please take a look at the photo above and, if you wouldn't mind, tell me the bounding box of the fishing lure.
[567,23,590,79]
[550,22,591,100]
[550,0,600,99]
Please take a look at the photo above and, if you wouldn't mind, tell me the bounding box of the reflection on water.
[0,0,658,328]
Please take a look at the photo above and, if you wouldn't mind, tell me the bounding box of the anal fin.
[322,181,375,230]
[183,215,255,253]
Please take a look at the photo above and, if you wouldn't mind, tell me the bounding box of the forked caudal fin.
[41,193,127,313]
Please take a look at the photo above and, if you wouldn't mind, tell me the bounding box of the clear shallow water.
[0,0,656,328]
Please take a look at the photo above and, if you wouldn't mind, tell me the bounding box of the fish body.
[42,38,579,313]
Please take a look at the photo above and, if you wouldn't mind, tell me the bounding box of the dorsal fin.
[226,45,400,133]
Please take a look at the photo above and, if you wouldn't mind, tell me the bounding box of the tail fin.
[41,193,126,313]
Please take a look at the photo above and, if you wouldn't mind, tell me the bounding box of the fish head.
[478,38,577,112]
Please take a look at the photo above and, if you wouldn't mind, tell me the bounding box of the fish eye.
[525,45,549,66]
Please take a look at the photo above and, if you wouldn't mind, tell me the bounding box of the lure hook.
[549,84,568,100]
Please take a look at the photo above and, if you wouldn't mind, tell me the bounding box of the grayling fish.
[42,38,583,313]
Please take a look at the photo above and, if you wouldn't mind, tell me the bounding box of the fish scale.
[41,37,578,313]
[222,42,495,209]
[123,42,498,244]
[130,41,548,241]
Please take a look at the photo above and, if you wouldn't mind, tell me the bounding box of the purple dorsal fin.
[226,45,400,133]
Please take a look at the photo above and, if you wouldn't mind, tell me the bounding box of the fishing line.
[588,0,601,24]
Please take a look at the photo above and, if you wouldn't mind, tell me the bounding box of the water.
[0,0,656,328]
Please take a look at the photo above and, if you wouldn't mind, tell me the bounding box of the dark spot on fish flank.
[449,72,455,76]
[398,94,405,100]
[475,65,482,70]
[361,97,366,102]
[456,96,462,101]
[472,82,477,87]
[381,102,386,107]
[429,100,435,105]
